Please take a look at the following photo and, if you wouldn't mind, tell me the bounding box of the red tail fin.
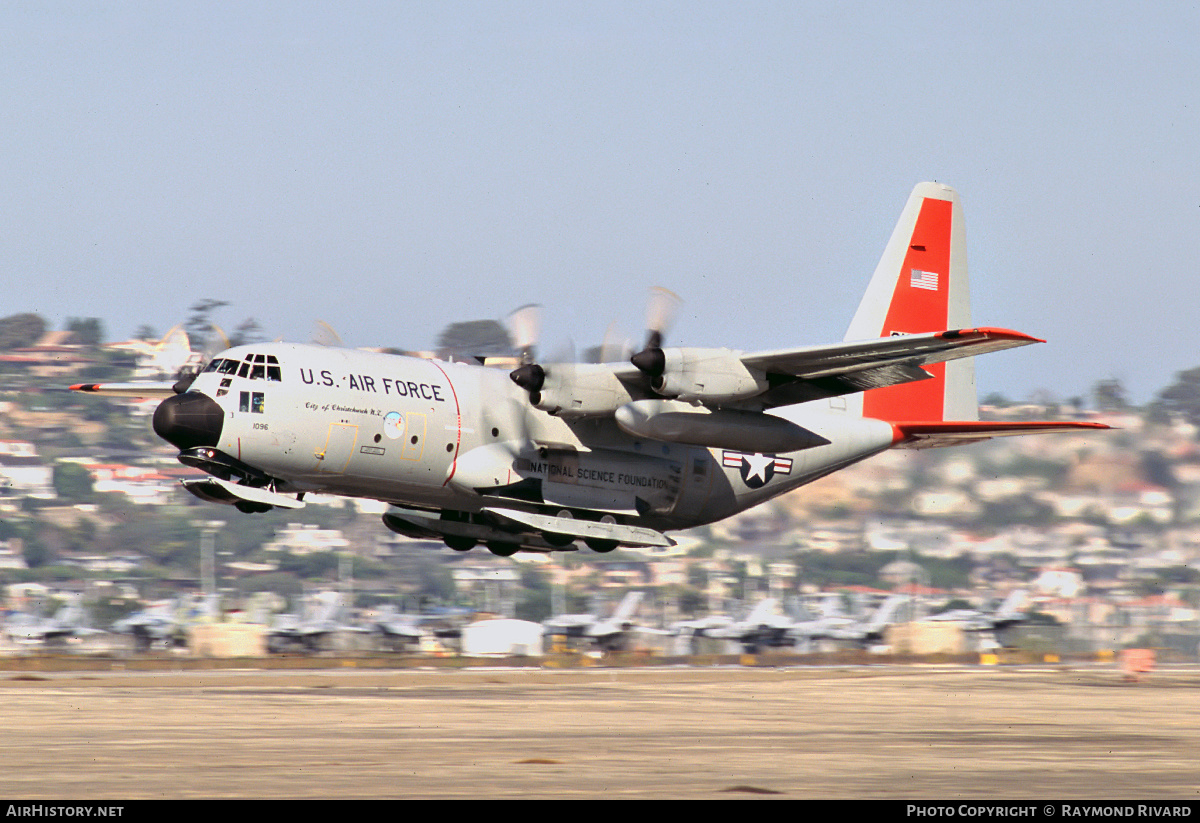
[844,183,973,422]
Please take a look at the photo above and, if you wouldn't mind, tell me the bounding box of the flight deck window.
[225,354,281,381]
[239,391,266,413]
[204,358,236,374]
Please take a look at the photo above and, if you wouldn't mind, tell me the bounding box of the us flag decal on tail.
[910,269,939,291]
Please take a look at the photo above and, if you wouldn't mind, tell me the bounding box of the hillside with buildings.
[1,312,1198,656]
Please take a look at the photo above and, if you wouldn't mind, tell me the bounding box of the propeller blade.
[632,287,680,379]
[203,324,231,358]
[644,287,681,350]
[310,320,344,347]
[511,338,574,406]
[598,321,632,364]
[506,304,542,364]
[174,323,231,393]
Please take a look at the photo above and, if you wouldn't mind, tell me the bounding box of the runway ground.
[0,663,1196,799]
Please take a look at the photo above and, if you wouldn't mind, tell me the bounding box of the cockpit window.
[212,353,283,381]
[240,391,266,413]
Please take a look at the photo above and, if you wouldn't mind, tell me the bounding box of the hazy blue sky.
[4,2,1197,404]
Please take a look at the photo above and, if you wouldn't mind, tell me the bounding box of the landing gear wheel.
[444,536,477,552]
[486,542,520,557]
[584,538,619,553]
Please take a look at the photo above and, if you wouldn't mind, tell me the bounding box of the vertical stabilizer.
[613,591,644,621]
[843,183,976,422]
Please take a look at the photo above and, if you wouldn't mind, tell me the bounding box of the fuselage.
[158,342,899,533]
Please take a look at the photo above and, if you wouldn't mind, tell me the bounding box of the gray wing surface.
[738,327,1041,408]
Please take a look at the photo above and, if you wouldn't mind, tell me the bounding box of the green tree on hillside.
[1150,366,1200,427]
[0,313,47,349]
[53,463,94,502]
[66,317,105,347]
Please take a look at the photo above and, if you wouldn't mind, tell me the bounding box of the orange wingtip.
[938,328,1046,344]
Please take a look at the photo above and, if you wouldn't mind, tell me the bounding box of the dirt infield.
[0,664,1195,799]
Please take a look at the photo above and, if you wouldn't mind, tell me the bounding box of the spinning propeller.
[171,324,230,394]
[509,288,682,405]
[629,286,682,390]
[507,303,547,398]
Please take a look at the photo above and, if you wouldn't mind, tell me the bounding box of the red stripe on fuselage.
[429,361,462,486]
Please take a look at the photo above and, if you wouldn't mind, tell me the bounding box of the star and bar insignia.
[722,450,793,489]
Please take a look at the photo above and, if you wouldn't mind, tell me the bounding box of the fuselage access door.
[315,423,358,474]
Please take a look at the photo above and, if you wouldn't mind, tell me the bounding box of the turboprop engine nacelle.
[615,399,830,453]
[652,348,770,403]
[531,363,634,418]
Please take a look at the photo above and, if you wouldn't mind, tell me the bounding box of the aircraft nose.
[153,392,224,451]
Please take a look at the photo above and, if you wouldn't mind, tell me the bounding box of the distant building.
[85,463,176,504]
[461,618,543,656]
[262,523,351,555]
[0,441,54,499]
[0,540,28,570]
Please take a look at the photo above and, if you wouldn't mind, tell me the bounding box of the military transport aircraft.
[73,183,1107,556]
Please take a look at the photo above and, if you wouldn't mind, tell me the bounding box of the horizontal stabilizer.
[892,420,1111,450]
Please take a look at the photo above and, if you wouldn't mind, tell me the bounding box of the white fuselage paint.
[186,343,898,532]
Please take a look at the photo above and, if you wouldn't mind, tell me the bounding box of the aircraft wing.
[738,327,1041,408]
[377,624,425,640]
[69,381,178,398]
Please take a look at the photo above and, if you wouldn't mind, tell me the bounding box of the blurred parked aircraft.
[544,590,648,651]
[267,591,363,653]
[927,589,1029,632]
[3,597,105,646]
